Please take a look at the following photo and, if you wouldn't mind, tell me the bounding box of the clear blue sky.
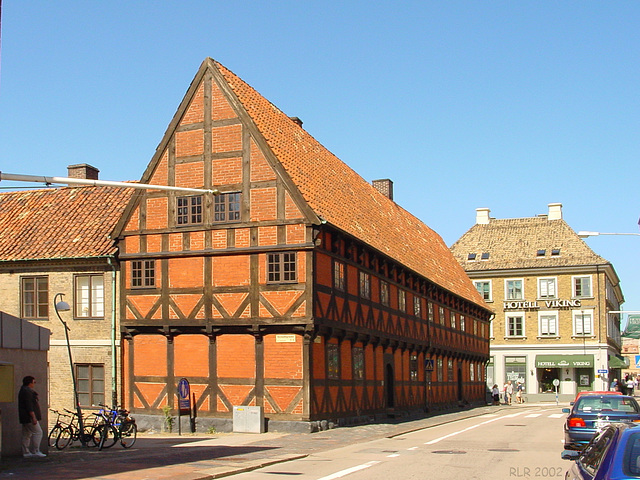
[1,2,639,320]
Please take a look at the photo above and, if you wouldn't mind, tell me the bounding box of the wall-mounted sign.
[503,299,582,310]
[275,334,297,343]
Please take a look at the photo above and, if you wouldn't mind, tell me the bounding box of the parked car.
[563,394,640,451]
[562,423,640,479]
[572,391,623,405]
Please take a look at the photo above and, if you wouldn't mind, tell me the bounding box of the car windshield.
[623,432,640,477]
[576,397,640,414]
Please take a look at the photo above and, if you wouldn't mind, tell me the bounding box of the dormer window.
[537,249,546,257]
[481,252,490,260]
[468,253,477,261]
[551,249,561,256]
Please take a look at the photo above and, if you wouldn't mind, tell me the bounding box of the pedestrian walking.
[516,381,524,403]
[18,375,46,458]
[492,384,500,405]
[506,380,513,405]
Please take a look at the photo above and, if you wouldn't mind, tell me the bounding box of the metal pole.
[55,293,87,447]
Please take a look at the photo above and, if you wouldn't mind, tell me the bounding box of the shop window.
[505,356,526,386]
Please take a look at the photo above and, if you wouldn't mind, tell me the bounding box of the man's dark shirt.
[18,385,41,424]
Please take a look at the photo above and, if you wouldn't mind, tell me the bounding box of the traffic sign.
[425,359,434,372]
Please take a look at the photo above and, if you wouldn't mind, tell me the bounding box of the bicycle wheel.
[98,424,118,450]
[48,425,62,448]
[56,426,74,450]
[119,421,137,448]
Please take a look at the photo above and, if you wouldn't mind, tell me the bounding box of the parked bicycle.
[55,409,100,449]
[48,409,71,447]
[94,404,137,450]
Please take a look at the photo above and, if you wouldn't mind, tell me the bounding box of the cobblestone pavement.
[0,402,558,480]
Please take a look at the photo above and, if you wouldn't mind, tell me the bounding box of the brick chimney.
[476,208,491,225]
[372,179,394,200]
[548,203,563,221]
[67,164,99,180]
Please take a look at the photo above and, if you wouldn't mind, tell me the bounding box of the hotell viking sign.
[503,299,582,310]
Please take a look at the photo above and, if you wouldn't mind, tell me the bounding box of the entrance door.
[385,364,394,408]
[576,368,593,392]
[539,368,560,393]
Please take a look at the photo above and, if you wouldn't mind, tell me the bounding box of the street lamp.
[54,293,88,447]
[578,231,640,238]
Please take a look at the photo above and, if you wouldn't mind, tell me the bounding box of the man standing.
[18,375,46,458]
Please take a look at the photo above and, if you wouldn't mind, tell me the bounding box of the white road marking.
[525,414,541,418]
[407,446,419,450]
[425,410,532,445]
[317,461,381,480]
[549,413,564,418]
[386,453,400,458]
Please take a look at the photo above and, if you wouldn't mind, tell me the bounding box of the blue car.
[562,423,640,479]
[563,395,640,451]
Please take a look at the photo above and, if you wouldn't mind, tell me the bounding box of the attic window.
[480,252,490,260]
[468,253,477,261]
[537,249,546,257]
[551,248,561,256]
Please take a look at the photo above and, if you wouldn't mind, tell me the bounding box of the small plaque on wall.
[275,334,297,343]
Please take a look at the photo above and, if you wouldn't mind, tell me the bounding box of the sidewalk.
[0,402,560,480]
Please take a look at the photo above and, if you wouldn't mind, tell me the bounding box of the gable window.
[506,314,525,337]
[380,280,389,306]
[359,271,371,299]
[574,276,592,298]
[327,344,339,379]
[353,347,364,380]
[481,252,490,260]
[474,280,492,301]
[267,252,297,283]
[177,195,203,225]
[75,274,104,318]
[538,277,557,299]
[132,260,156,288]
[467,253,477,261]
[21,276,48,319]
[398,289,406,312]
[574,311,593,336]
[333,261,345,292]
[76,364,104,407]
[214,192,241,223]
[539,312,558,337]
[506,279,523,300]
[536,249,546,257]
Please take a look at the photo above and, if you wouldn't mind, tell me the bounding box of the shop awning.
[608,356,629,369]
[536,354,594,368]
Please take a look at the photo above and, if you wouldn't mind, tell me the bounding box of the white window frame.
[537,277,557,299]
[573,310,594,337]
[573,275,593,298]
[538,311,559,337]
[505,278,524,300]
[505,312,525,338]
[474,280,492,302]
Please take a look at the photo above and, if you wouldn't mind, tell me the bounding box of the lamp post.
[578,231,640,238]
[54,293,88,447]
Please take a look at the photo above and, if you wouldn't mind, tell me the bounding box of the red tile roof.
[0,186,133,262]
[213,59,486,308]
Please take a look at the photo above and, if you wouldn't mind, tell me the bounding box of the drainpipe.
[107,257,118,407]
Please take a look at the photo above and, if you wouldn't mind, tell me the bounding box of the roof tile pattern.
[214,60,485,307]
[0,186,132,261]
[451,217,609,271]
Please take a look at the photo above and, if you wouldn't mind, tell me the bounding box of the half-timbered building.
[113,58,492,430]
